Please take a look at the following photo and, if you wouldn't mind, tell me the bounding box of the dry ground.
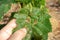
[46,0,60,40]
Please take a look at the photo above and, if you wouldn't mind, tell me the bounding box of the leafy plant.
[0,0,52,40]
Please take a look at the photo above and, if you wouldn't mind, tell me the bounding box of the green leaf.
[31,0,45,7]
[0,0,14,4]
[15,0,32,4]
[0,4,11,20]
[13,8,29,32]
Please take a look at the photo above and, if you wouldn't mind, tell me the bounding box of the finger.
[8,28,27,40]
[0,19,16,40]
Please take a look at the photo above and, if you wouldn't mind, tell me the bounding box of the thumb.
[8,28,27,40]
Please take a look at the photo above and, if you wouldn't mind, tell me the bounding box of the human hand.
[0,19,27,40]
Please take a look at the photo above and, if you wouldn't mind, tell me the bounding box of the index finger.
[0,19,16,40]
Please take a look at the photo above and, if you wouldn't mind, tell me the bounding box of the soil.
[46,0,60,40]
[46,0,60,20]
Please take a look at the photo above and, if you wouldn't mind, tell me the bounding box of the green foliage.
[0,0,15,20]
[15,0,31,4]
[0,0,52,40]
[0,4,11,20]
[0,0,14,4]
[13,2,52,40]
[15,0,45,7]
